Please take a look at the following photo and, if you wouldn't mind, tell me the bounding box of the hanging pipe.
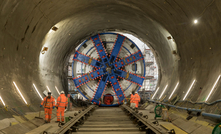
[177,99,221,106]
[202,112,221,119]
[149,100,221,120]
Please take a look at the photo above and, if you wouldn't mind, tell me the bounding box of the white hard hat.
[60,91,64,94]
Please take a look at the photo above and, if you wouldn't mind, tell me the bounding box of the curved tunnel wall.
[0,0,221,118]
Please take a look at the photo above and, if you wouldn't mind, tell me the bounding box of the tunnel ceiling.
[0,0,221,117]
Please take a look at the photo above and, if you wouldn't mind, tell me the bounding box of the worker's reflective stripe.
[47,102,53,104]
[58,106,65,108]
[42,97,55,108]
[57,102,65,104]
[57,94,68,107]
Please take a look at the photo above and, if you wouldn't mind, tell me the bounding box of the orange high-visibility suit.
[130,93,140,108]
[41,97,55,122]
[56,94,68,122]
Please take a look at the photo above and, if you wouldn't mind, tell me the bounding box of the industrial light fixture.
[13,82,28,104]
[51,26,58,31]
[46,86,51,92]
[169,82,179,99]
[48,26,58,34]
[194,19,198,24]
[33,84,43,100]
[55,86,60,95]
[159,85,168,99]
[183,80,196,100]
[41,47,48,54]
[0,96,5,106]
[205,75,221,102]
[152,87,159,99]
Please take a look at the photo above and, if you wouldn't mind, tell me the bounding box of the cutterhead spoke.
[115,69,144,87]
[90,34,109,65]
[73,51,102,68]
[91,75,108,105]
[113,50,144,69]
[73,68,107,88]
[109,34,126,63]
[109,75,125,104]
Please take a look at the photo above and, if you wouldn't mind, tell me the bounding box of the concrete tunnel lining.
[0,0,221,119]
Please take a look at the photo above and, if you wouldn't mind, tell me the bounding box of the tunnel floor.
[0,104,214,134]
[25,104,212,134]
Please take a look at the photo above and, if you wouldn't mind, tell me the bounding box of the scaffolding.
[141,49,158,92]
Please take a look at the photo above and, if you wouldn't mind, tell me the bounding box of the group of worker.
[40,91,68,123]
[40,90,139,123]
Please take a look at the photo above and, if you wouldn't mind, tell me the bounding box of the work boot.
[45,120,49,123]
[55,121,60,123]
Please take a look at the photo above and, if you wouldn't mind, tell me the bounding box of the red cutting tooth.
[99,50,103,52]
[114,82,117,85]
[133,56,135,59]
[97,43,100,46]
[97,71,100,75]
[119,95,122,97]
[111,76,114,79]
[94,38,97,40]
[74,54,77,58]
[102,56,105,58]
[121,61,124,65]
[139,54,141,57]
[127,59,129,62]
[79,80,81,83]
[116,88,120,91]
[115,64,117,67]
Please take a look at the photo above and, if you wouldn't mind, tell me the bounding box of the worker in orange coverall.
[130,91,140,109]
[40,92,55,123]
[56,91,68,122]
